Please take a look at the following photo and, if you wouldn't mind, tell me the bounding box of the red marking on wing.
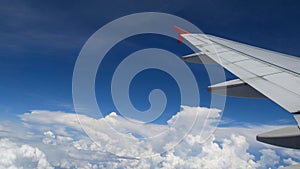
[173,26,190,43]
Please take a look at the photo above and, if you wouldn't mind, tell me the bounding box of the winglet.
[173,26,190,43]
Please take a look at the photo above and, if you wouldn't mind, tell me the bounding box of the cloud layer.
[0,106,299,168]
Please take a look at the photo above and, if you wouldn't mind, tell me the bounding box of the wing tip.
[173,26,190,43]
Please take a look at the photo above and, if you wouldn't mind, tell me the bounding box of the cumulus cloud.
[283,158,299,166]
[257,149,280,169]
[0,138,52,169]
[0,106,299,168]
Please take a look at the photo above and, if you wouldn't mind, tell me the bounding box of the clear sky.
[1,0,299,123]
[0,0,300,168]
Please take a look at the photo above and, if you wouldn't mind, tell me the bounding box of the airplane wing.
[174,26,300,114]
[173,26,300,149]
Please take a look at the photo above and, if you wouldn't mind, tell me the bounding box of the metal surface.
[182,52,217,64]
[174,26,300,150]
[182,33,300,113]
[208,79,265,98]
[256,126,300,149]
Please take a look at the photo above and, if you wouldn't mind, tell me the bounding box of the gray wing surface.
[181,33,300,114]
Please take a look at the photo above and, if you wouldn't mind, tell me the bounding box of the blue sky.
[0,1,300,168]
[1,0,299,123]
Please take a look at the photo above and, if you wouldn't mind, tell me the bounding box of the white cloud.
[0,138,52,169]
[257,149,280,169]
[283,158,299,166]
[0,106,299,168]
